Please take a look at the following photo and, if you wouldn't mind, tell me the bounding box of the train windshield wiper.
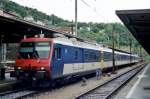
[33,50,39,59]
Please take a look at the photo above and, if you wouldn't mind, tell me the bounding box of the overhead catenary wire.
[81,0,97,13]
[81,0,92,9]
[69,0,106,22]
[80,0,107,22]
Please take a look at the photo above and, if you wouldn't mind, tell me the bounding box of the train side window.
[94,53,97,60]
[84,53,88,61]
[84,50,89,61]
[74,50,78,60]
[55,47,61,59]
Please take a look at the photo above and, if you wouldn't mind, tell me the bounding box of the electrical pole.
[52,14,54,25]
[75,0,77,36]
[117,33,120,49]
[71,20,74,35]
[112,25,116,73]
[140,46,142,57]
[129,39,132,64]
[0,35,6,80]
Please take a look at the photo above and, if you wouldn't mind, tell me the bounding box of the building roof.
[116,9,150,54]
[0,12,83,43]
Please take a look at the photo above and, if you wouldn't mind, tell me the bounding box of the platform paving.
[126,63,150,99]
[0,72,17,93]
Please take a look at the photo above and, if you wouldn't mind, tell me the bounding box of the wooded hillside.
[0,0,148,58]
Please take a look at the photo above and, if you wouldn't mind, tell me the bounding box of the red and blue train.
[12,35,140,82]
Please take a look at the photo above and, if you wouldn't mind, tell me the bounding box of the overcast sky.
[11,0,149,23]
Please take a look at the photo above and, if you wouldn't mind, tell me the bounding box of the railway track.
[0,88,38,99]
[0,63,146,99]
[76,63,147,99]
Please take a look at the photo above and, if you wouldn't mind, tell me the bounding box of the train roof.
[53,37,101,50]
[53,37,139,57]
[22,36,139,57]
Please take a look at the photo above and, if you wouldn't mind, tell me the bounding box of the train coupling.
[34,71,46,80]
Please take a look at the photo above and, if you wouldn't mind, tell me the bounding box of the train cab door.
[51,44,63,79]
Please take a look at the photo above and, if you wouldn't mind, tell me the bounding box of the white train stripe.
[53,38,137,57]
[62,60,134,75]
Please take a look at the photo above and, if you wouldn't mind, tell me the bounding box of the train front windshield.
[18,42,50,59]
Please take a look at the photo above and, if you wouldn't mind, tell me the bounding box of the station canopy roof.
[0,14,83,43]
[116,9,150,54]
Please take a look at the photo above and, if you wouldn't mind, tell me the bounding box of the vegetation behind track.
[0,0,149,60]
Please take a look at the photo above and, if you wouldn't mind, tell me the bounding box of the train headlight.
[40,67,45,70]
[17,66,21,70]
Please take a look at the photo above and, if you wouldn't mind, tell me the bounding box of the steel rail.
[76,62,147,99]
[0,88,37,99]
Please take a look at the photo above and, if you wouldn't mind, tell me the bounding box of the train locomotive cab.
[14,38,53,81]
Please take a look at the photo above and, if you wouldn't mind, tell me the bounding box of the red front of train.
[14,38,53,80]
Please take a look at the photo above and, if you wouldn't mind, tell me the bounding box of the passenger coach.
[12,35,140,82]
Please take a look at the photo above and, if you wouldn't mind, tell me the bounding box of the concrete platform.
[126,63,150,99]
[0,73,17,92]
[0,73,16,84]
